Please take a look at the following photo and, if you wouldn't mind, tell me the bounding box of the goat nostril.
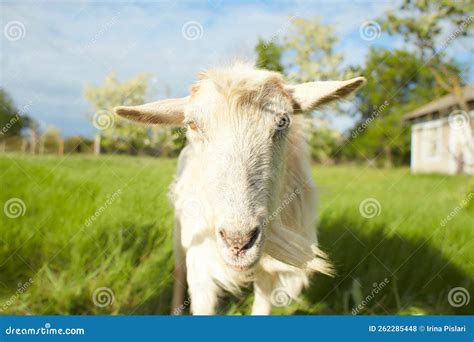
[219,227,261,256]
[250,227,260,239]
[242,227,260,251]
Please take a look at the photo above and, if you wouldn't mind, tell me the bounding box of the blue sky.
[1,0,472,137]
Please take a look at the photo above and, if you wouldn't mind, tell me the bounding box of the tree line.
[255,0,472,166]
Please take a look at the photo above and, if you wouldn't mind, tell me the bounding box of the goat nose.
[218,227,260,256]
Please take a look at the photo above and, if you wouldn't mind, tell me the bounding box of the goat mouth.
[226,252,261,272]
[228,260,257,272]
[218,248,261,272]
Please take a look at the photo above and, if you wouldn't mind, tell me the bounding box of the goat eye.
[275,113,291,131]
[187,120,198,131]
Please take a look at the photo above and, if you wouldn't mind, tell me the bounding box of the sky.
[1,0,472,137]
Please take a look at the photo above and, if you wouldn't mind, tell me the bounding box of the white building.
[403,85,473,175]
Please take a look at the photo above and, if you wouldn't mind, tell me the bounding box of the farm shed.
[403,85,474,174]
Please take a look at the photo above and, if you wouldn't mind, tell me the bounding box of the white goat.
[115,63,365,315]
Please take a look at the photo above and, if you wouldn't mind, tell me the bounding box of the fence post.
[94,133,101,155]
[58,138,64,155]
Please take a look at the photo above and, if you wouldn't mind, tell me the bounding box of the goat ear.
[114,96,189,125]
[286,77,366,113]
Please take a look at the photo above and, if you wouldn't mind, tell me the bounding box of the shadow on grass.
[134,215,474,315]
[1,216,471,315]
[299,216,473,315]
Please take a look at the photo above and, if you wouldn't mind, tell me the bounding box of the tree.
[283,17,346,83]
[308,123,342,164]
[255,39,284,72]
[255,17,355,162]
[349,49,454,166]
[0,88,31,139]
[84,73,150,154]
[64,135,93,154]
[41,126,63,154]
[282,16,355,130]
[382,0,473,110]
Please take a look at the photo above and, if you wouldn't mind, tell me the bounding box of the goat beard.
[264,223,334,276]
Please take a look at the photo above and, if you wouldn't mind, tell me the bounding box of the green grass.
[0,154,472,315]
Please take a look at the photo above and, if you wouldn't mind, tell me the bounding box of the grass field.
[0,154,472,315]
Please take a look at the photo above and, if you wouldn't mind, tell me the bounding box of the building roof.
[402,84,474,121]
